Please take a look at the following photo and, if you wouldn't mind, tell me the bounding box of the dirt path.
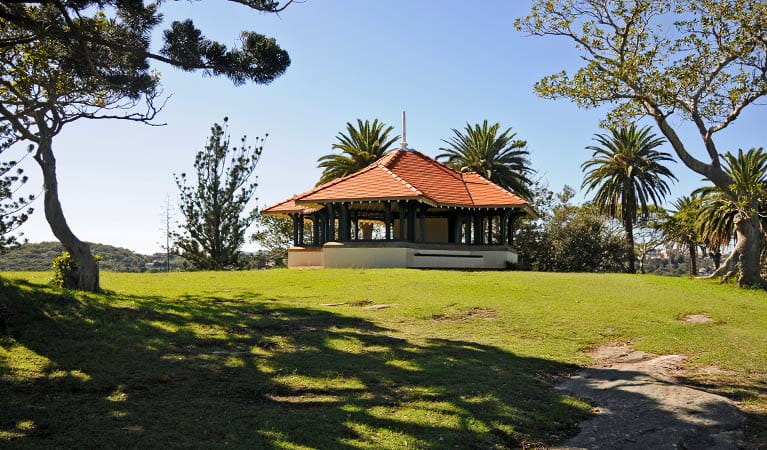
[556,344,744,449]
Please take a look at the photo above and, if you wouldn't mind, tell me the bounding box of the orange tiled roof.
[262,149,527,214]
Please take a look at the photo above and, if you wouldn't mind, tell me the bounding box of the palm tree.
[661,195,703,276]
[316,119,400,185]
[581,125,677,273]
[436,120,535,200]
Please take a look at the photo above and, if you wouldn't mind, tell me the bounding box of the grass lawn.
[1,269,766,448]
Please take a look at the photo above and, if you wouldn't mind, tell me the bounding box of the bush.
[50,251,79,289]
[50,252,100,289]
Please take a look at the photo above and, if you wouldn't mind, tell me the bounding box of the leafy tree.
[251,213,296,267]
[0,149,34,251]
[174,119,263,270]
[581,125,676,273]
[0,1,292,291]
[317,119,400,185]
[517,0,767,287]
[515,185,626,272]
[437,120,536,200]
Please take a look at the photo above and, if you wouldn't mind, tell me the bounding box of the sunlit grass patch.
[0,270,765,448]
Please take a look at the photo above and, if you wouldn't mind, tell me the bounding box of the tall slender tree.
[437,120,535,200]
[517,0,767,287]
[174,119,264,271]
[317,119,399,185]
[581,125,676,273]
[0,1,292,291]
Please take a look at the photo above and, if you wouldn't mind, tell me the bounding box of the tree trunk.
[624,216,636,274]
[688,243,697,277]
[34,138,100,292]
[706,210,767,288]
[734,212,766,288]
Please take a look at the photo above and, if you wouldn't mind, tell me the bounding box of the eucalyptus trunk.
[33,137,100,292]
[707,209,767,288]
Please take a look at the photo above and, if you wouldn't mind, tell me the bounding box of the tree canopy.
[581,125,676,272]
[0,0,293,290]
[437,120,535,201]
[517,0,767,287]
[316,119,400,185]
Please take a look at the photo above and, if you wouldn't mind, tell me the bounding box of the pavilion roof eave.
[293,196,533,212]
[294,195,431,206]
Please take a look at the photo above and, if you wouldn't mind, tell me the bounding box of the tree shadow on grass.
[2,277,582,448]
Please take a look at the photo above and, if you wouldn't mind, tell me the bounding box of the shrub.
[50,251,79,289]
[51,252,100,289]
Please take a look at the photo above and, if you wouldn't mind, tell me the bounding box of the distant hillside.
[0,242,181,272]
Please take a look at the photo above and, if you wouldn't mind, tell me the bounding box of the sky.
[8,1,767,254]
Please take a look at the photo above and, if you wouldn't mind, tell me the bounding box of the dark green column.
[384,202,392,240]
[327,204,336,242]
[407,202,416,243]
[419,205,427,242]
[397,202,407,241]
[298,213,305,246]
[340,204,350,241]
[473,213,482,245]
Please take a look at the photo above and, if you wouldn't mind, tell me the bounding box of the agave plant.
[316,119,399,185]
[581,124,677,273]
[437,120,535,200]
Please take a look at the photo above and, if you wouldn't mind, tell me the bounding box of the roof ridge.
[377,164,425,197]
[379,148,406,169]
[292,163,382,202]
[406,150,463,180]
[463,171,527,204]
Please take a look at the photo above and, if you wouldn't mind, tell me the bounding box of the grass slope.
[1,270,765,448]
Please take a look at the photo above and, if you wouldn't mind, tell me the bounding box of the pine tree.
[174,119,263,270]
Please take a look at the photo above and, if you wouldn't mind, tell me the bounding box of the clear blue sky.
[11,1,767,254]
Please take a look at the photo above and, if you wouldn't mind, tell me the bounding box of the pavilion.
[262,148,535,269]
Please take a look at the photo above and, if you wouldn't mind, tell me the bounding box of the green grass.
[1,270,766,448]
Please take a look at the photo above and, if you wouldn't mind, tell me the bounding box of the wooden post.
[397,202,407,241]
[327,204,335,242]
[290,214,298,246]
[311,215,319,245]
[473,213,481,245]
[298,213,305,246]
[419,205,427,242]
[407,202,416,243]
[353,210,359,240]
[384,201,392,240]
[488,214,494,244]
[500,211,508,245]
[340,203,350,241]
